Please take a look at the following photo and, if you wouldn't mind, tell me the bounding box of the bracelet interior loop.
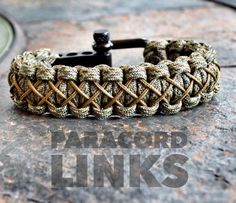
[8,40,220,119]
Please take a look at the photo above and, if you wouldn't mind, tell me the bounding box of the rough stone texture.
[0,0,236,203]
[0,0,212,22]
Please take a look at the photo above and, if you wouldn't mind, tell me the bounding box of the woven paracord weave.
[8,40,220,119]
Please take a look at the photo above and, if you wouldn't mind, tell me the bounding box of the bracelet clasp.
[53,29,149,67]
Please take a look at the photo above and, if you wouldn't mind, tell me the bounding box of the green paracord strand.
[8,40,220,119]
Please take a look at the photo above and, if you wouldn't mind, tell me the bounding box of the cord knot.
[56,65,78,80]
[168,56,191,75]
[123,65,147,80]
[142,62,169,80]
[35,48,59,64]
[189,52,208,71]
[36,64,55,81]
[101,66,123,82]
[143,40,169,64]
[79,67,100,81]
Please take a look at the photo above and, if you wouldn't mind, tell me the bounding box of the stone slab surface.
[0,0,212,22]
[0,0,236,203]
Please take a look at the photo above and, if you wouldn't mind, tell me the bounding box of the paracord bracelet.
[8,30,220,119]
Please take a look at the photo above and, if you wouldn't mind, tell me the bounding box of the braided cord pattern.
[8,40,220,119]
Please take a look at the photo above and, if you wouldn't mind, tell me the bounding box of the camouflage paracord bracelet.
[8,40,220,119]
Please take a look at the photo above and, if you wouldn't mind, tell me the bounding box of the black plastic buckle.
[53,29,149,67]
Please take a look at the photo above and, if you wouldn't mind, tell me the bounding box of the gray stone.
[0,0,236,202]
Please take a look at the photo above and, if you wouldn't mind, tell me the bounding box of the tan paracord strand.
[8,40,220,119]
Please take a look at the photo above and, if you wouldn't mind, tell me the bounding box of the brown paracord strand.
[8,40,220,119]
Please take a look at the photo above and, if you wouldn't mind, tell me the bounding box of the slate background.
[0,0,235,202]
